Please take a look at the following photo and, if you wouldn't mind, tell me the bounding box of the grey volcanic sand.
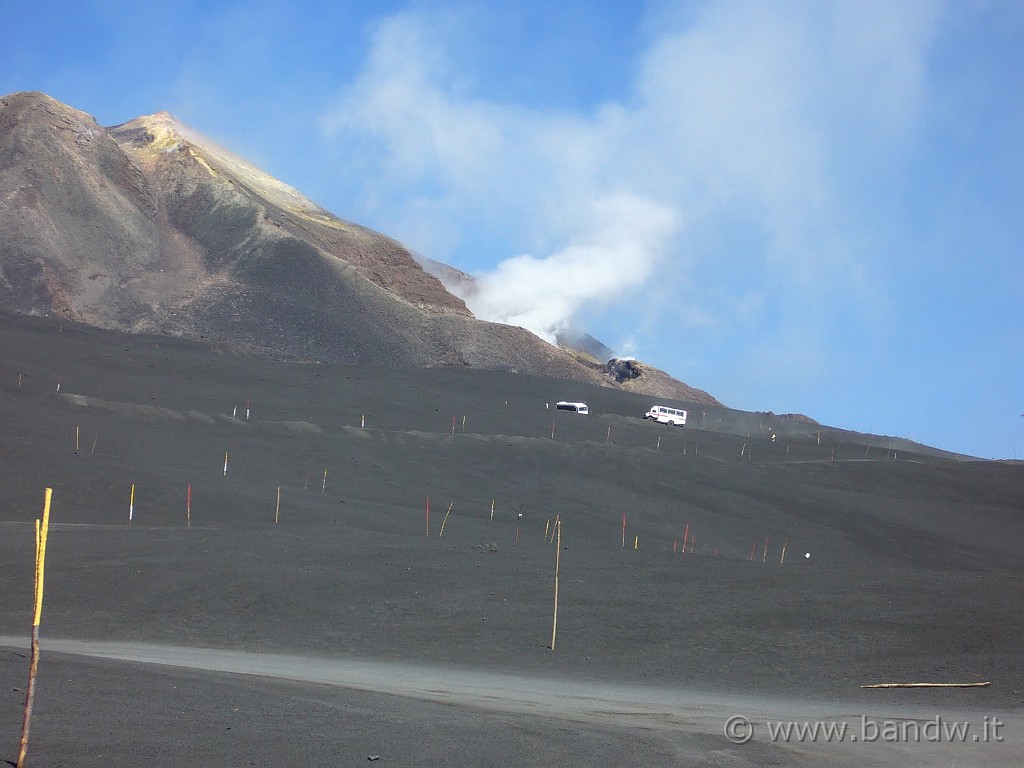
[2,312,1023,766]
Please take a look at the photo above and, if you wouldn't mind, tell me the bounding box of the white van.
[556,401,589,414]
[644,405,687,426]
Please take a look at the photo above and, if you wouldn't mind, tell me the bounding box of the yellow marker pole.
[634,535,639,550]
[223,451,229,476]
[17,488,53,768]
[439,502,454,538]
[129,484,135,524]
[550,519,561,651]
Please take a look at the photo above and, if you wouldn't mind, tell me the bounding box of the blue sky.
[2,0,1022,459]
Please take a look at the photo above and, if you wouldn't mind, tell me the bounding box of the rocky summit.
[0,91,719,405]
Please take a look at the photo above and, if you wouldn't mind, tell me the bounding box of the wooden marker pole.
[17,487,52,768]
[550,519,561,650]
[321,467,328,494]
[438,502,454,537]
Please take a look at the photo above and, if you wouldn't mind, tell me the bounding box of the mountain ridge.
[1,90,715,405]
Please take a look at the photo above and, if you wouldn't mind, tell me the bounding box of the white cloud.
[320,1,943,366]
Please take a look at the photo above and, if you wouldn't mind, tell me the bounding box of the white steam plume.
[464,194,677,342]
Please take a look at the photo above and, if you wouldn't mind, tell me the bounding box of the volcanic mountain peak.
[0,91,720,405]
[109,111,342,230]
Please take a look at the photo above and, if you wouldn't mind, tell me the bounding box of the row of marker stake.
[122,479,800,563]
